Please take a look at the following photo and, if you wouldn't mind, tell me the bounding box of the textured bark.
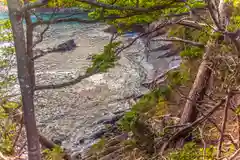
[177,42,213,147]
[24,1,35,89]
[6,0,41,159]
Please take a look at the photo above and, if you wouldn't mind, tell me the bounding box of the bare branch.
[217,91,232,158]
[151,37,205,47]
[229,148,240,160]
[32,49,49,60]
[21,0,48,12]
[160,99,225,154]
[32,24,50,48]
[206,0,222,30]
[34,34,117,90]
[34,72,95,90]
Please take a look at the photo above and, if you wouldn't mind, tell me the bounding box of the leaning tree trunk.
[7,0,41,159]
[177,0,233,147]
[177,42,213,146]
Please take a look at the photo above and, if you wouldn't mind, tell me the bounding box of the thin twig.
[12,117,23,149]
[198,124,207,159]
[237,115,240,148]
[229,148,240,160]
[217,91,232,158]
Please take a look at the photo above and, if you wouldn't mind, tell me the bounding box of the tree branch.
[34,72,95,90]
[22,0,182,12]
[21,0,48,12]
[32,17,98,27]
[217,91,232,158]
[76,0,182,12]
[151,37,205,47]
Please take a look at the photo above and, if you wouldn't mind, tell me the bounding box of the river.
[0,11,180,158]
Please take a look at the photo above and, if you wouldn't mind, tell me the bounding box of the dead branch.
[198,109,238,149]
[198,125,207,159]
[32,17,98,27]
[32,25,50,48]
[176,19,207,30]
[32,8,57,49]
[151,37,205,47]
[34,34,118,90]
[217,91,232,158]
[159,99,225,154]
[32,49,48,60]
[21,0,48,12]
[116,18,187,55]
[12,117,23,149]
[229,148,240,160]
[206,0,221,30]
[34,72,95,90]
[238,115,240,148]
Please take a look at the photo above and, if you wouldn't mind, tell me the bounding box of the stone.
[53,39,77,52]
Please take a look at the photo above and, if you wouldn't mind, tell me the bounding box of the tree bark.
[24,0,35,89]
[177,0,233,147]
[177,41,213,147]
[6,0,41,159]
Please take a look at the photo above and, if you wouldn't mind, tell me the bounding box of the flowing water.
[0,11,180,158]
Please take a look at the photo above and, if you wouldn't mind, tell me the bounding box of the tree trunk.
[24,1,35,89]
[177,42,213,146]
[7,0,41,159]
[177,0,233,147]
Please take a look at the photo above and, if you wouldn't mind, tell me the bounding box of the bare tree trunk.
[177,0,233,147]
[24,0,35,89]
[7,0,41,159]
[177,42,213,146]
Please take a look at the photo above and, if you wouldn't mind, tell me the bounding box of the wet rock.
[52,39,77,52]
[95,112,125,125]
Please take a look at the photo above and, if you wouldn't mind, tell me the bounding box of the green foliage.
[228,15,240,32]
[167,64,190,87]
[0,19,18,156]
[119,86,171,131]
[86,41,121,73]
[43,145,65,160]
[91,138,106,151]
[180,46,203,59]
[167,142,215,160]
[0,121,16,155]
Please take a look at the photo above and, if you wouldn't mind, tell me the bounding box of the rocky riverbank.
[33,23,150,153]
